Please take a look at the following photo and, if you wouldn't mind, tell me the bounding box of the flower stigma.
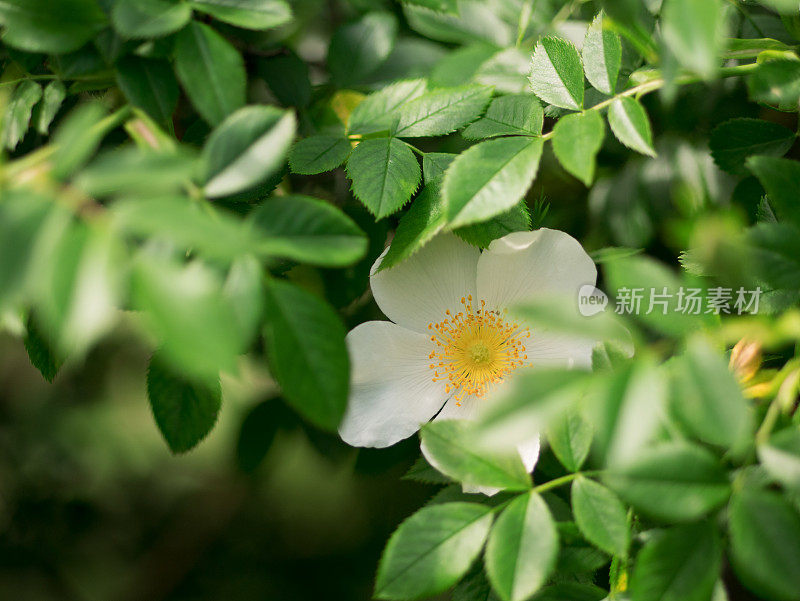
[428,295,530,406]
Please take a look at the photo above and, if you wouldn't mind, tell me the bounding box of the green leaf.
[661,0,726,79]
[289,135,352,175]
[36,80,66,135]
[116,57,179,126]
[235,400,280,473]
[328,12,398,86]
[403,454,452,485]
[485,492,558,601]
[454,201,531,248]
[462,94,543,140]
[571,477,629,557]
[395,84,493,138]
[0,0,106,54]
[529,36,584,110]
[249,195,367,267]
[24,319,63,383]
[608,97,655,157]
[262,279,348,430]
[669,338,752,450]
[147,351,221,453]
[548,410,593,472]
[758,427,800,491]
[223,255,264,348]
[348,79,427,135]
[443,136,543,228]
[375,502,493,600]
[629,522,722,601]
[420,420,531,491]
[748,223,800,291]
[729,488,800,601]
[552,110,605,185]
[345,137,421,218]
[379,183,447,271]
[604,442,731,522]
[582,12,622,95]
[423,152,456,184]
[710,119,795,175]
[190,0,292,30]
[173,21,246,126]
[202,105,296,197]
[747,59,800,111]
[50,100,108,177]
[3,80,42,150]
[747,156,800,226]
[111,0,190,38]
[256,51,311,108]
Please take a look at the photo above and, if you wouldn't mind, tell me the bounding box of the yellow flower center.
[428,295,530,406]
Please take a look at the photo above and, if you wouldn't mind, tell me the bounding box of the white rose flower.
[339,228,597,485]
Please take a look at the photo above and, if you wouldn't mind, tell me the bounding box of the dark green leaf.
[571,477,629,557]
[0,0,106,54]
[529,36,584,110]
[552,110,605,186]
[711,119,795,175]
[190,0,292,30]
[748,223,800,291]
[328,12,398,86]
[747,155,800,226]
[608,97,655,157]
[289,135,352,174]
[236,400,280,473]
[147,351,221,453]
[262,279,348,430]
[375,502,493,600]
[257,52,311,107]
[173,21,246,126]
[345,137,421,218]
[582,12,622,95]
[116,57,179,126]
[24,319,63,383]
[111,0,191,38]
[462,94,543,140]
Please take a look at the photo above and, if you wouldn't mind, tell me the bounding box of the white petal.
[525,330,595,369]
[518,436,540,473]
[339,321,446,448]
[371,233,480,334]
[476,228,596,311]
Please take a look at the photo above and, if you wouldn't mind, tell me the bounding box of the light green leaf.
[630,522,721,601]
[661,0,726,79]
[36,80,66,135]
[147,351,221,453]
[289,135,352,175]
[116,57,179,126]
[548,410,593,472]
[349,79,427,135]
[729,488,800,601]
[710,119,795,175]
[203,106,296,197]
[0,0,106,54]
[345,137,421,218]
[111,0,190,38]
[173,21,246,126]
[50,102,110,180]
[262,279,349,430]
[420,420,531,491]
[223,255,264,348]
[670,337,752,450]
[529,36,584,110]
[571,477,629,557]
[3,80,42,150]
[758,427,800,491]
[747,155,800,227]
[249,195,367,267]
[582,12,622,95]
[190,0,292,30]
[375,502,493,600]
[552,109,604,186]
[608,97,655,157]
[747,59,800,111]
[328,12,398,86]
[394,84,493,138]
[462,94,543,140]
[485,492,558,601]
[604,442,731,522]
[443,136,543,228]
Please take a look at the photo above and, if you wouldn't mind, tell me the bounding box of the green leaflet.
[173,21,246,126]
[262,279,349,431]
[345,137,421,218]
[582,12,622,95]
[462,94,543,140]
[190,0,293,30]
[547,410,593,473]
[116,57,179,126]
[747,59,800,111]
[36,80,66,135]
[552,110,605,185]
[443,136,543,228]
[394,84,493,137]
[747,156,800,227]
[147,351,221,453]
[111,0,190,38]
[661,0,726,79]
[485,492,558,601]
[289,135,352,175]
[607,97,656,157]
[529,36,584,110]
[375,502,493,600]
[348,79,427,135]
[710,119,795,175]
[758,427,800,491]
[0,0,106,54]
[328,12,398,86]
[571,477,629,557]
[3,80,42,150]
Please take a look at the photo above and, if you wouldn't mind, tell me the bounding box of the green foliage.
[115,57,179,127]
[289,135,352,175]
[190,0,293,30]
[552,110,605,185]
[607,97,656,157]
[710,119,795,175]
[529,36,584,110]
[571,477,629,557]
[394,84,493,138]
[0,0,106,53]
[462,94,543,140]
[661,0,727,79]
[547,410,593,473]
[111,0,191,38]
[328,12,398,87]
[582,12,621,96]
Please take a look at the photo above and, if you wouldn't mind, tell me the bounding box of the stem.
[532,470,599,494]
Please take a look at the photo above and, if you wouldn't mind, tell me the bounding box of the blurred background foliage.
[1,0,800,599]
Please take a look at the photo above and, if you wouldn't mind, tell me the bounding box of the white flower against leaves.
[339,228,597,478]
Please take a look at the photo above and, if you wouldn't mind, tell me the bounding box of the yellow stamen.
[428,296,531,406]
